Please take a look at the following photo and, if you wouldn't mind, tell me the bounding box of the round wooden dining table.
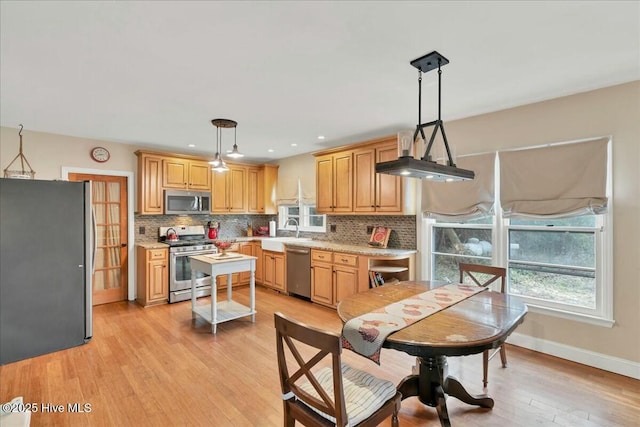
[337,281,528,427]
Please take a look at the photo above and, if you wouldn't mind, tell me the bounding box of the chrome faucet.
[284,218,300,238]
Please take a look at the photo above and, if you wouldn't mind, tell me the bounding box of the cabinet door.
[332,152,353,212]
[239,243,254,284]
[375,142,403,212]
[137,155,163,214]
[163,158,188,189]
[263,252,275,288]
[315,155,334,213]
[228,165,247,213]
[211,170,229,212]
[334,265,358,305]
[273,253,286,291]
[247,167,264,213]
[311,262,333,306]
[147,258,168,302]
[353,148,376,213]
[254,243,263,284]
[188,161,212,190]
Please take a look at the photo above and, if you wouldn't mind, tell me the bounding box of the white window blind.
[422,153,496,220]
[499,138,609,218]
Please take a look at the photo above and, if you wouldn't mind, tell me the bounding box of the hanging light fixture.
[209,119,239,172]
[3,124,36,179]
[375,51,474,181]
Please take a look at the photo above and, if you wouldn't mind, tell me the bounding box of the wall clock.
[90,147,110,163]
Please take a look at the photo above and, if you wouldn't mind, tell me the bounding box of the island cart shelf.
[189,253,257,334]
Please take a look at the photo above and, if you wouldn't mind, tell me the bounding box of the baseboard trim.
[508,332,640,380]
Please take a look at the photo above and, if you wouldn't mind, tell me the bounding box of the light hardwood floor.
[1,286,638,426]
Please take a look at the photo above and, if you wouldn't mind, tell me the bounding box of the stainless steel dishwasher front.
[285,246,311,298]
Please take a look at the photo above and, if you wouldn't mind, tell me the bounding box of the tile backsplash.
[135,214,416,250]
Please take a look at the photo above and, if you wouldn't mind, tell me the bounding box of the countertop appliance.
[286,246,311,299]
[164,190,211,215]
[159,225,218,303]
[0,178,93,365]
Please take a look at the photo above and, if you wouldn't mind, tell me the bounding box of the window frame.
[278,203,326,233]
[424,138,614,327]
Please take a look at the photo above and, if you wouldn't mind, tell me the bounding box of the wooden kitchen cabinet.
[136,246,168,306]
[247,165,279,214]
[310,249,359,308]
[315,151,353,213]
[136,152,164,214]
[314,135,416,215]
[353,139,403,213]
[162,158,211,190]
[263,250,286,292]
[254,242,263,284]
[211,164,247,213]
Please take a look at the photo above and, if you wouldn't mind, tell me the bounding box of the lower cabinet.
[136,246,168,307]
[263,250,286,292]
[311,249,358,308]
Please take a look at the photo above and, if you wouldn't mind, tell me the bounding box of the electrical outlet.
[139,226,145,235]
[366,226,374,234]
[330,224,337,232]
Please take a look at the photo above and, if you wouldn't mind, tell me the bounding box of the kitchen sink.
[261,237,312,253]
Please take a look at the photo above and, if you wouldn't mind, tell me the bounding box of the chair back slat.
[458,263,506,293]
[274,312,347,424]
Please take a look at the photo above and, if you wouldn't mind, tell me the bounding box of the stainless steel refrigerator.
[0,178,93,365]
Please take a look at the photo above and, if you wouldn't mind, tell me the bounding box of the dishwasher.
[286,246,311,299]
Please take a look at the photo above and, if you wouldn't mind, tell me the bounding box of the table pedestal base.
[397,356,493,427]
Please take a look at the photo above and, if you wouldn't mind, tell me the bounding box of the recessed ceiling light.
[268,149,274,153]
[317,135,325,140]
[291,143,297,147]
[188,144,195,148]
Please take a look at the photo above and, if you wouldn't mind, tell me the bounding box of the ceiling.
[1,1,638,163]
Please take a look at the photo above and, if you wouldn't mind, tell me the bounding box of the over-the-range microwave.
[164,190,211,215]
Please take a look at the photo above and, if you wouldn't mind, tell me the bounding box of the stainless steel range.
[159,225,218,303]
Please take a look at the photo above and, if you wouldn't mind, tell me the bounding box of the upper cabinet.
[315,151,353,213]
[247,164,278,214]
[353,138,403,213]
[135,150,278,215]
[314,136,415,215]
[136,152,164,215]
[162,158,211,190]
[211,164,247,213]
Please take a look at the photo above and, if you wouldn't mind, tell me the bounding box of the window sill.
[523,302,615,328]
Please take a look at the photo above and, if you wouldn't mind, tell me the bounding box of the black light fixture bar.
[375,51,475,181]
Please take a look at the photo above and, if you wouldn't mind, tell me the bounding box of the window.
[429,216,494,283]
[508,216,602,313]
[424,138,613,326]
[278,203,326,233]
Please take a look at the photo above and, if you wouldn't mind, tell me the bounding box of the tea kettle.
[207,221,219,240]
[166,228,179,241]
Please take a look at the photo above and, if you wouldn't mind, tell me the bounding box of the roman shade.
[500,137,609,218]
[422,153,495,219]
[276,177,315,205]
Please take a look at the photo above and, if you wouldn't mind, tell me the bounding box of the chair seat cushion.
[296,363,397,425]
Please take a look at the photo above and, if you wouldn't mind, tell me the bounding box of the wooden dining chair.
[458,263,508,388]
[274,312,401,427]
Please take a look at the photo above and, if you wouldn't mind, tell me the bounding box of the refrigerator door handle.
[92,207,97,275]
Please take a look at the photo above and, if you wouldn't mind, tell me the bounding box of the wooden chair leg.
[482,350,489,388]
[499,345,508,368]
[284,403,295,427]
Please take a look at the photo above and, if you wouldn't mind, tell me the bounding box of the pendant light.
[375,51,475,181]
[3,124,36,179]
[209,119,239,172]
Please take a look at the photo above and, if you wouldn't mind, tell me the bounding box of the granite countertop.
[136,237,416,257]
[136,242,169,249]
